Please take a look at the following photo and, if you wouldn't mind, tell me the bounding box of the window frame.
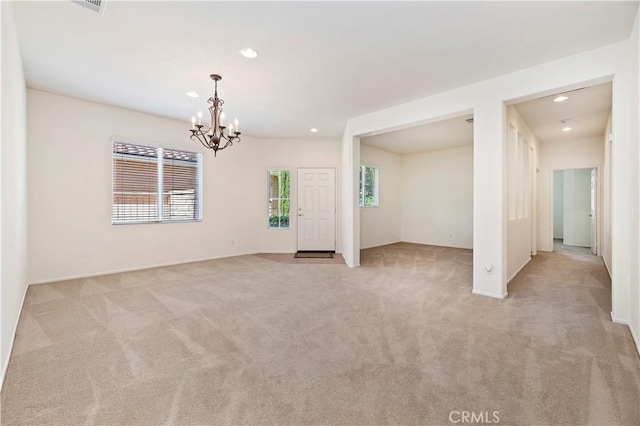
[267,169,291,229]
[359,164,379,208]
[507,125,530,221]
[112,138,203,225]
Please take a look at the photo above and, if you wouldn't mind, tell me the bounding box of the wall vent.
[72,0,106,15]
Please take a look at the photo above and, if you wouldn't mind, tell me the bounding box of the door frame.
[590,168,598,254]
[296,167,337,252]
[549,166,600,254]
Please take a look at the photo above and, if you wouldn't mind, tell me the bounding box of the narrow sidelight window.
[268,170,291,228]
[359,164,379,207]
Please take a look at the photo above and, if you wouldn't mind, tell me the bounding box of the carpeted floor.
[1,242,638,425]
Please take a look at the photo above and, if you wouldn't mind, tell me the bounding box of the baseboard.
[602,256,612,278]
[611,314,640,357]
[1,283,29,390]
[360,240,403,250]
[472,289,508,299]
[28,251,261,285]
[507,257,531,284]
[561,242,591,248]
[629,325,640,357]
[401,239,473,250]
[611,314,629,326]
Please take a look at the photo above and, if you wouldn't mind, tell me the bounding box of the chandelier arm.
[191,132,215,151]
[221,134,241,150]
[220,139,233,151]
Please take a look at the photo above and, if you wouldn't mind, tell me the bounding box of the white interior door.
[590,168,597,254]
[297,168,336,251]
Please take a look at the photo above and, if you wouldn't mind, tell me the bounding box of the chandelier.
[189,74,241,156]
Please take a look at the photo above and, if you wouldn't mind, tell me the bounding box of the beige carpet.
[1,242,638,425]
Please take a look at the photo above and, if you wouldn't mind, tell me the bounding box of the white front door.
[297,168,336,251]
[590,168,597,254]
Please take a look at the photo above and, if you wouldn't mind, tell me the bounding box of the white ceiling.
[513,82,612,143]
[12,1,638,140]
[361,114,473,155]
[363,81,613,155]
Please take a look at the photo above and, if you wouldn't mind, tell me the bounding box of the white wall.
[629,9,639,351]
[359,145,401,249]
[258,138,341,253]
[27,90,342,283]
[553,171,564,239]
[506,106,538,282]
[359,143,473,251]
[609,20,635,330]
[0,2,28,385]
[27,90,264,283]
[602,114,612,274]
[537,136,604,252]
[401,145,473,249]
[342,39,634,304]
[562,169,592,247]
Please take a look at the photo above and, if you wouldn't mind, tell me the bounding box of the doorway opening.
[357,113,474,283]
[358,114,474,250]
[505,80,611,289]
[553,167,597,255]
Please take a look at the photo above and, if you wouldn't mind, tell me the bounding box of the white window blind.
[162,148,201,222]
[112,141,202,224]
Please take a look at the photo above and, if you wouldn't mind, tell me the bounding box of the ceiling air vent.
[72,0,106,15]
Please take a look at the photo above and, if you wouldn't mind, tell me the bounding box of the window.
[518,133,530,219]
[112,140,202,224]
[268,170,290,228]
[507,125,517,220]
[507,125,530,221]
[359,165,378,207]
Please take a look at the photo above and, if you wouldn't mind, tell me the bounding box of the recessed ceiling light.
[310,128,319,133]
[562,127,573,132]
[185,91,199,98]
[240,48,259,59]
[553,95,568,102]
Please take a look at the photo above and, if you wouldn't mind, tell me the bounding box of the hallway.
[553,238,594,256]
[508,245,638,424]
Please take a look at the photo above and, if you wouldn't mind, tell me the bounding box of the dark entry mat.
[294,252,334,258]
